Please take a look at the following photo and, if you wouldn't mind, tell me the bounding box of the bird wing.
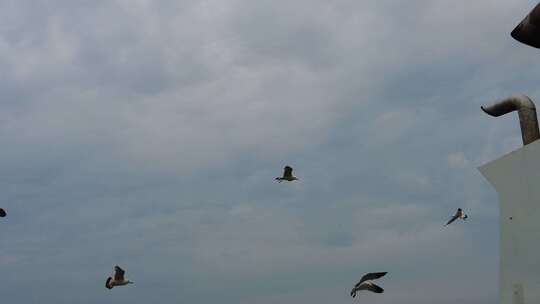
[445,214,459,226]
[283,166,293,178]
[366,283,384,293]
[0,208,5,217]
[355,272,387,287]
[114,266,125,281]
[445,209,461,226]
[355,282,384,293]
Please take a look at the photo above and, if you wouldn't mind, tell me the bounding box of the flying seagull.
[350,272,387,297]
[445,208,468,226]
[105,266,134,290]
[0,208,5,217]
[275,166,298,183]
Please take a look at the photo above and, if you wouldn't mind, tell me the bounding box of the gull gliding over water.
[350,272,387,297]
[275,166,298,183]
[105,266,134,290]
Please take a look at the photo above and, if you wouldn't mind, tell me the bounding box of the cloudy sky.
[0,0,539,303]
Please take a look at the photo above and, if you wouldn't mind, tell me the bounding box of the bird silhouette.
[350,272,387,297]
[275,166,298,183]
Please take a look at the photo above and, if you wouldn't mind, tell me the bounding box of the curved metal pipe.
[511,3,540,48]
[481,94,540,145]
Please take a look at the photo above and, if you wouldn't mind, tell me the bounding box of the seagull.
[105,266,134,290]
[275,166,298,183]
[445,208,468,226]
[350,272,387,297]
[0,208,5,217]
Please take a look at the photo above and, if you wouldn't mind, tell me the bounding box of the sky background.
[0,0,539,303]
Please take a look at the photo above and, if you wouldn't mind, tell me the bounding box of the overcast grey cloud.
[0,0,538,303]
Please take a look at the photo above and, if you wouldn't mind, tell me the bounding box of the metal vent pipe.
[481,94,540,145]
[511,3,540,48]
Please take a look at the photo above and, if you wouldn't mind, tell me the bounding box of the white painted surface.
[479,139,540,304]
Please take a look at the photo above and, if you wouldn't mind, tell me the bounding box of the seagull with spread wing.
[275,166,298,183]
[445,208,468,226]
[350,272,387,297]
[105,266,134,290]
